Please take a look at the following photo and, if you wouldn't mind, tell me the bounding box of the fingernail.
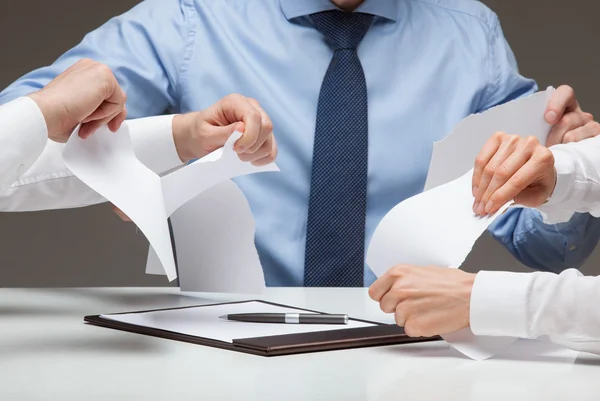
[545,111,557,123]
[476,202,485,215]
[484,200,494,214]
[472,202,480,214]
[236,146,246,154]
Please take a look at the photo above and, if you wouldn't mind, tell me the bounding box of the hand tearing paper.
[367,88,554,360]
[63,124,278,288]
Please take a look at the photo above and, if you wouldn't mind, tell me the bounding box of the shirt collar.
[279,0,398,22]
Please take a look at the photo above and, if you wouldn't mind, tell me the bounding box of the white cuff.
[536,147,577,224]
[470,270,533,338]
[0,97,48,190]
[127,115,183,175]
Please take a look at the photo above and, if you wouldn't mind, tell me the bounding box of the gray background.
[0,0,598,287]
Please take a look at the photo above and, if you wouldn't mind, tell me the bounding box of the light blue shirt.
[3,0,600,286]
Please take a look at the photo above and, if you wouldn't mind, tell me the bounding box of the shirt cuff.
[536,146,577,224]
[126,115,183,175]
[470,270,534,339]
[0,96,48,189]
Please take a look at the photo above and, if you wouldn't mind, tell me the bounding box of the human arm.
[0,97,48,191]
[472,133,600,223]
[473,13,600,272]
[0,0,275,212]
[0,59,127,192]
[0,94,276,212]
[368,265,600,355]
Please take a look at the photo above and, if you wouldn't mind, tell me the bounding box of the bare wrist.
[172,113,195,162]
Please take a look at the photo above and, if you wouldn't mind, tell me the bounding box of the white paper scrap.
[63,124,176,280]
[367,169,511,272]
[171,180,267,294]
[160,132,278,217]
[424,87,554,191]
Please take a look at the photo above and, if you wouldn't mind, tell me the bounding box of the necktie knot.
[311,10,374,51]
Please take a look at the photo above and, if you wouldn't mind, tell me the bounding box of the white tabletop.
[1,287,599,401]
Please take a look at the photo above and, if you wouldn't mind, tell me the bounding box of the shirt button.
[568,245,577,252]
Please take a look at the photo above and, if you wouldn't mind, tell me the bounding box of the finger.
[368,274,396,302]
[394,306,407,327]
[473,136,519,214]
[479,138,538,214]
[545,85,579,124]
[220,96,262,153]
[489,157,552,210]
[238,135,273,162]
[379,289,405,314]
[103,75,126,104]
[81,101,124,123]
[251,136,278,166]
[560,120,600,143]
[79,109,123,138]
[107,107,128,132]
[245,100,273,154]
[206,122,245,148]
[472,134,502,196]
[546,112,592,147]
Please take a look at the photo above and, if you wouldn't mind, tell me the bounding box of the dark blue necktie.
[304,11,373,287]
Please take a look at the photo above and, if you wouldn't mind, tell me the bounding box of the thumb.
[209,122,245,148]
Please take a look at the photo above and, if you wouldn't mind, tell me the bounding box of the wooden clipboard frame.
[85,300,440,356]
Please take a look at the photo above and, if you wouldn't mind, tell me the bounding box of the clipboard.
[85,300,440,356]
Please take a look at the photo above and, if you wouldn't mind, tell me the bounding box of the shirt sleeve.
[0,115,182,212]
[479,15,600,274]
[471,269,600,355]
[0,0,191,120]
[0,0,188,211]
[0,97,48,190]
[536,136,600,224]
[475,13,537,113]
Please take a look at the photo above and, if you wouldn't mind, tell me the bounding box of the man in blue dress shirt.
[1,0,600,287]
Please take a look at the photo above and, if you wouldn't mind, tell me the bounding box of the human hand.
[28,58,127,142]
[172,94,277,166]
[112,94,277,222]
[368,265,475,337]
[472,132,556,216]
[545,85,600,146]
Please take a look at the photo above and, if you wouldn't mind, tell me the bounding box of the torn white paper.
[101,301,374,343]
[144,131,279,291]
[424,87,554,191]
[170,180,267,294]
[63,124,278,288]
[367,170,516,360]
[367,89,555,360]
[367,169,511,271]
[160,133,278,217]
[63,124,176,280]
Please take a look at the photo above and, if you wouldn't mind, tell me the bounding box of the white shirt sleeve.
[537,135,600,224]
[0,114,183,211]
[0,97,48,190]
[470,137,600,355]
[470,269,600,355]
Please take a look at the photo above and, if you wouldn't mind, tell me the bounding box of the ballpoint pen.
[219,313,348,325]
